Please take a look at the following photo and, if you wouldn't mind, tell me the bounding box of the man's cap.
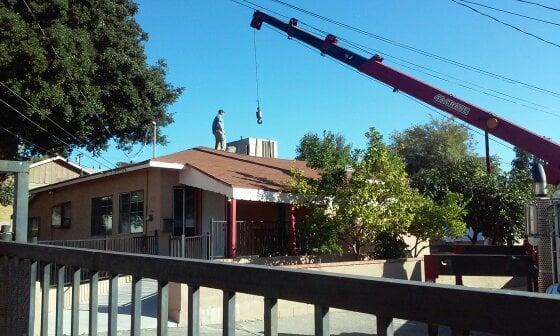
[218,109,225,114]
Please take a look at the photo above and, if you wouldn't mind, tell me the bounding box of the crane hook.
[256,106,263,124]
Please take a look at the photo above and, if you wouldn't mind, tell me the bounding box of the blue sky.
[82,0,560,171]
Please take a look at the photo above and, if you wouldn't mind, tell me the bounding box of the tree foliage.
[0,0,183,159]
[291,128,462,257]
[390,119,474,176]
[0,178,14,206]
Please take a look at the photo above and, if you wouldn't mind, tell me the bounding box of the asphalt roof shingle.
[156,147,318,192]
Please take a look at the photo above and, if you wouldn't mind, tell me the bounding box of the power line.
[263,25,515,152]
[0,125,50,154]
[0,97,114,169]
[451,0,560,49]
[233,0,560,119]
[0,81,116,167]
[457,0,560,27]
[261,0,560,99]
[334,39,560,118]
[513,0,560,12]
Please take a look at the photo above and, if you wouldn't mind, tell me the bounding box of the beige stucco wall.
[202,190,226,234]
[0,205,11,227]
[29,168,180,240]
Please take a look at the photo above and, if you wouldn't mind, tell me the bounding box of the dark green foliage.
[0,0,183,159]
[371,231,407,259]
[297,209,342,255]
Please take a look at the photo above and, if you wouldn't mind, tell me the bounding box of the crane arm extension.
[251,11,560,184]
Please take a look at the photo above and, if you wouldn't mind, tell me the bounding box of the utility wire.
[262,0,560,98]
[233,0,560,119]
[451,0,560,49]
[513,0,560,12]
[458,0,560,27]
[21,0,146,161]
[0,125,50,154]
[263,25,515,151]
[334,38,560,118]
[0,97,114,170]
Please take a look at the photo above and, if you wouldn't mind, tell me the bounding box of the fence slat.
[108,273,119,336]
[314,305,329,336]
[157,281,169,336]
[89,271,99,336]
[55,265,65,336]
[377,315,394,336]
[223,291,236,336]
[131,276,142,336]
[40,263,51,336]
[188,285,200,336]
[71,267,81,335]
[264,297,278,336]
[28,260,37,336]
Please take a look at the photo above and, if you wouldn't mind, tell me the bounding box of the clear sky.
[81,0,560,171]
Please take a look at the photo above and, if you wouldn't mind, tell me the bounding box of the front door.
[173,187,196,236]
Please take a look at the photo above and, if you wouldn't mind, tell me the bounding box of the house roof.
[30,156,94,175]
[30,147,318,195]
[156,147,318,192]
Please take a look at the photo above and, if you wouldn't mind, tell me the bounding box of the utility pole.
[152,121,157,159]
[484,131,491,174]
[76,153,84,176]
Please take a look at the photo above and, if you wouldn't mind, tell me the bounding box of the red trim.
[423,255,440,282]
[227,199,237,258]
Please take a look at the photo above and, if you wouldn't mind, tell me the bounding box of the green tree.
[414,158,525,245]
[0,178,14,206]
[390,119,474,176]
[408,193,466,256]
[0,0,183,159]
[291,129,421,256]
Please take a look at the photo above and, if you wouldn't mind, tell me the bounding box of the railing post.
[264,297,278,336]
[28,260,37,336]
[314,305,329,336]
[181,234,186,258]
[71,267,81,336]
[376,315,394,336]
[188,285,200,336]
[89,271,99,336]
[108,273,119,336]
[131,276,142,335]
[157,281,169,336]
[223,290,236,336]
[55,265,65,336]
[40,262,51,336]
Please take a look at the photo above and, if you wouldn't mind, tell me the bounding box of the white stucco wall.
[202,190,226,234]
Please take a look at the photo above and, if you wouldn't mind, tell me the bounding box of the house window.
[119,190,144,234]
[51,202,71,228]
[91,196,113,236]
[28,217,40,238]
[173,187,196,236]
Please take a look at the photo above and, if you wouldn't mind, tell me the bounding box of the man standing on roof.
[212,109,226,150]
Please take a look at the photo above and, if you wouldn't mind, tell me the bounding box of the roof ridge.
[193,147,301,174]
[194,146,307,164]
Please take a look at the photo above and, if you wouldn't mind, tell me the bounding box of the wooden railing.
[39,233,159,255]
[1,241,560,335]
[237,220,288,257]
[169,234,212,259]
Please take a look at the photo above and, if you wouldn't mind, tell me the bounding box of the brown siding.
[29,161,82,189]
[30,168,180,241]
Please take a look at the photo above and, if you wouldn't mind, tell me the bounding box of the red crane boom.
[251,11,560,184]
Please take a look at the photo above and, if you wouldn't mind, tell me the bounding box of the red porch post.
[289,205,298,256]
[227,198,237,258]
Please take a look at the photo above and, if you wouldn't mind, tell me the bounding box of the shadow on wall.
[382,259,422,281]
